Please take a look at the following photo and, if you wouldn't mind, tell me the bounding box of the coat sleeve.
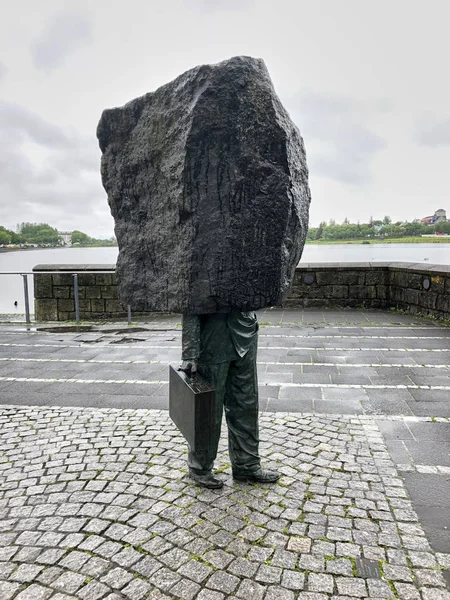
[181,314,201,360]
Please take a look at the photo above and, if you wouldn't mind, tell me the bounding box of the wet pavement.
[0,308,449,599]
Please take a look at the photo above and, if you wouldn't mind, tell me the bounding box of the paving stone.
[307,572,334,594]
[336,577,367,597]
[100,566,134,589]
[299,554,325,572]
[271,548,297,569]
[59,550,91,571]
[421,590,450,600]
[363,546,386,561]
[408,550,437,568]
[78,580,111,600]
[287,536,311,553]
[36,548,66,564]
[0,581,21,600]
[247,546,274,562]
[52,571,87,594]
[228,557,258,578]
[159,547,190,570]
[37,566,64,585]
[121,578,152,599]
[383,564,413,582]
[387,548,408,565]
[10,563,44,582]
[178,560,212,584]
[206,570,239,593]
[0,563,16,579]
[415,569,447,587]
[366,578,394,598]
[80,557,110,578]
[226,537,250,557]
[394,582,421,600]
[436,553,450,568]
[196,590,225,600]
[297,592,329,600]
[265,586,296,600]
[15,584,53,600]
[236,578,267,600]
[281,569,305,590]
[312,540,335,556]
[255,563,282,584]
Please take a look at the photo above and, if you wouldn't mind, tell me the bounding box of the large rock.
[97,56,310,314]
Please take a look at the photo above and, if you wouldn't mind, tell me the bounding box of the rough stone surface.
[97,55,310,313]
[0,405,448,599]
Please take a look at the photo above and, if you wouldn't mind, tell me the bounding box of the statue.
[97,56,311,488]
[179,312,279,488]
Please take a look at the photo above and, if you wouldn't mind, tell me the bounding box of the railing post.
[127,304,132,325]
[22,274,31,325]
[73,274,80,323]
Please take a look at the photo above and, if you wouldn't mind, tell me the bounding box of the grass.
[306,236,450,244]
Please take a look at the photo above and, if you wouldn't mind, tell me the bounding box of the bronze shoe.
[189,470,224,489]
[233,468,280,483]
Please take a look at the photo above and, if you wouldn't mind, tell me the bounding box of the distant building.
[421,209,447,225]
[58,231,73,246]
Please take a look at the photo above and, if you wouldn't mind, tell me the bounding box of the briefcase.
[169,365,216,453]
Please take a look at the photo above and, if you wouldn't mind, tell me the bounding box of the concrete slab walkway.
[0,308,449,599]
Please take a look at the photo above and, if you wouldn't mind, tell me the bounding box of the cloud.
[287,91,387,185]
[0,62,6,82]
[0,101,111,236]
[31,11,92,72]
[186,0,253,12]
[415,115,450,147]
[0,101,70,148]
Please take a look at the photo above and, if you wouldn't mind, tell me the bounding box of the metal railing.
[0,271,132,325]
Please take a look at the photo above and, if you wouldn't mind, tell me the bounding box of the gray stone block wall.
[33,262,450,321]
[285,262,450,320]
[33,264,127,321]
[285,265,390,310]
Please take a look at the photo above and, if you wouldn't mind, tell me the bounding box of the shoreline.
[0,247,54,254]
[0,246,116,253]
[306,237,450,245]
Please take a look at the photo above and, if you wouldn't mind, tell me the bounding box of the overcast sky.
[1,0,450,237]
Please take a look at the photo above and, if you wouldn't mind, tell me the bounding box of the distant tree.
[383,215,392,225]
[435,221,450,234]
[315,221,325,240]
[368,215,374,226]
[343,217,349,224]
[71,230,92,245]
[0,229,10,245]
[10,231,24,244]
[19,223,60,245]
[306,227,317,241]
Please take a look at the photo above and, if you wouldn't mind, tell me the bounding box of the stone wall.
[33,264,126,321]
[286,262,450,320]
[33,262,450,321]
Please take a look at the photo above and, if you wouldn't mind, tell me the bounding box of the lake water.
[1,244,450,315]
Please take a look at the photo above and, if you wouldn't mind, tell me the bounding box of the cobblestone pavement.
[1,406,450,600]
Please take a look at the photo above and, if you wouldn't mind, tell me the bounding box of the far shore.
[306,236,450,245]
[0,247,59,254]
[0,245,116,253]
[2,238,450,254]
